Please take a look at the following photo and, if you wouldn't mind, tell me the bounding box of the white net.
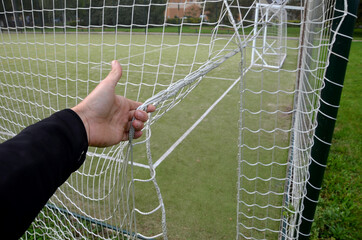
[0,0,354,239]
[237,0,352,239]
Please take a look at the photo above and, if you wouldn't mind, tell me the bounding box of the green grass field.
[2,30,358,240]
[22,25,303,38]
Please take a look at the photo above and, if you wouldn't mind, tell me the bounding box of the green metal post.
[298,0,359,239]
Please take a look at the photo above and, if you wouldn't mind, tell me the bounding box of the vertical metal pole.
[298,0,359,239]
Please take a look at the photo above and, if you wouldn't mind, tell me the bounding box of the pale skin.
[72,60,155,147]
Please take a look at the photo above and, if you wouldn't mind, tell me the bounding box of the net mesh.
[0,0,354,239]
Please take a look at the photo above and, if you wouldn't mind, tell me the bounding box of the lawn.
[25,25,303,38]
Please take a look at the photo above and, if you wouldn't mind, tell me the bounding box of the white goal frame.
[251,3,304,69]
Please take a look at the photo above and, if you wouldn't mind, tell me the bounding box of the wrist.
[71,106,90,145]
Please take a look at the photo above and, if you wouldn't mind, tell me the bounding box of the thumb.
[103,60,122,87]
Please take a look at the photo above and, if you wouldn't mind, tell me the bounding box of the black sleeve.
[0,109,88,239]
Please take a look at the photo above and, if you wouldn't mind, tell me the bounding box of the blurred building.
[166,0,205,19]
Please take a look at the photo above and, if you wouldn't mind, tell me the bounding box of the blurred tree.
[356,1,362,27]
[149,0,167,25]
[0,0,167,28]
[185,4,201,18]
[205,0,254,25]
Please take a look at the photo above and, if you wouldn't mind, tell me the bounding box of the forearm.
[0,109,88,239]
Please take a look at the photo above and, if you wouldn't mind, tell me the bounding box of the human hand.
[71,60,155,147]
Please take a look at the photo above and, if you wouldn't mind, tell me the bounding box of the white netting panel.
[0,0,245,239]
[0,0,353,239]
[237,0,351,239]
